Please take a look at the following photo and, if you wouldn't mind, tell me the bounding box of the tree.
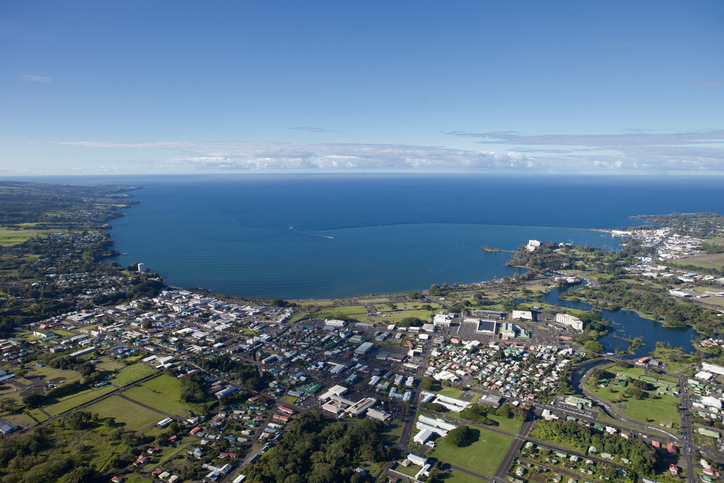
[584,340,604,353]
[446,425,471,447]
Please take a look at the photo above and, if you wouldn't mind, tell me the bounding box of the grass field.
[44,385,116,415]
[27,408,49,422]
[86,395,162,431]
[439,471,491,483]
[649,347,696,374]
[671,253,724,270]
[123,374,195,416]
[22,365,82,384]
[379,419,405,446]
[586,380,680,429]
[435,387,465,399]
[0,228,58,246]
[430,427,514,477]
[614,366,678,383]
[484,413,524,434]
[113,363,158,387]
[95,358,126,372]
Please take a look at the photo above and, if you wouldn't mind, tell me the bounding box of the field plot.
[0,228,57,246]
[114,364,158,387]
[44,385,116,415]
[22,365,82,385]
[87,396,162,431]
[95,357,126,372]
[672,253,724,270]
[429,427,514,477]
[123,374,195,416]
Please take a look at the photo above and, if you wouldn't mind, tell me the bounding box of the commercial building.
[512,310,533,321]
[355,342,375,355]
[555,313,584,331]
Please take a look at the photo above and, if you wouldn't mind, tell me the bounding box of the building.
[0,418,18,435]
[355,342,375,355]
[324,319,347,328]
[526,240,541,252]
[555,313,584,331]
[473,319,497,334]
[702,362,724,377]
[137,263,147,273]
[433,313,454,326]
[512,310,533,321]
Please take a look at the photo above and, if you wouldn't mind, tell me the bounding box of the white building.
[324,319,347,328]
[526,240,541,252]
[512,310,533,321]
[555,313,584,331]
[137,262,147,273]
[433,313,454,326]
[702,362,724,376]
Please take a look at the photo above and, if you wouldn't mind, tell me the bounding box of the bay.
[18,173,724,300]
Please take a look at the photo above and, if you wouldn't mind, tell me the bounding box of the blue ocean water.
[68,173,722,300]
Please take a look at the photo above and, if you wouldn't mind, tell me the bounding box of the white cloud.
[56,141,538,171]
[22,75,51,83]
[444,129,724,172]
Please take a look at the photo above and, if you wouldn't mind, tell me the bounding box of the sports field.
[87,395,162,431]
[429,427,514,477]
[123,374,195,416]
[113,363,158,387]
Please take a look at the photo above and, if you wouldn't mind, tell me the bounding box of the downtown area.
[2,183,724,483]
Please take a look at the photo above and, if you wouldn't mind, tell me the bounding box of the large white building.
[702,362,724,377]
[555,313,584,331]
[512,310,533,321]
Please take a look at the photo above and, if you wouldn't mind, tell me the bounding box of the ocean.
[70,173,723,300]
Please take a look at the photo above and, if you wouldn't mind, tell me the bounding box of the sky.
[1,1,723,176]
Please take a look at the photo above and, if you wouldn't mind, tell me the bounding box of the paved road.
[495,417,534,480]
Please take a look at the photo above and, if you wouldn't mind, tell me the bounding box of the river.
[525,285,699,357]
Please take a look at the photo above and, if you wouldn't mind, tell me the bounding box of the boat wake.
[289,227,333,239]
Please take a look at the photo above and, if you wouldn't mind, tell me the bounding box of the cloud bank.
[444,130,724,172]
[56,129,724,174]
[57,141,538,172]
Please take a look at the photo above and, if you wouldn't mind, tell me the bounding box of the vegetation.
[244,411,391,482]
[531,420,661,478]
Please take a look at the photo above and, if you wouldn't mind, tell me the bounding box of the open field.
[44,385,117,415]
[22,365,82,384]
[123,374,195,416]
[439,471,490,483]
[87,395,162,431]
[435,387,465,399]
[614,366,678,383]
[671,253,724,269]
[0,228,58,246]
[429,427,514,477]
[485,413,525,435]
[114,363,158,387]
[95,357,126,372]
[586,380,680,429]
[379,419,405,446]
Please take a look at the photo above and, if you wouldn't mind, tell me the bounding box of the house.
[133,455,148,466]
[669,465,679,475]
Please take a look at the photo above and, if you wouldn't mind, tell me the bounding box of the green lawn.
[27,408,49,422]
[485,413,524,435]
[123,374,196,416]
[95,357,126,372]
[86,395,162,431]
[114,364,158,387]
[44,385,116,415]
[335,305,367,314]
[439,471,491,483]
[623,394,680,428]
[430,427,514,477]
[379,419,405,446]
[435,387,465,399]
[587,381,680,428]
[22,365,82,384]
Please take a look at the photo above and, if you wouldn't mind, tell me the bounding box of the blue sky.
[1,1,723,175]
